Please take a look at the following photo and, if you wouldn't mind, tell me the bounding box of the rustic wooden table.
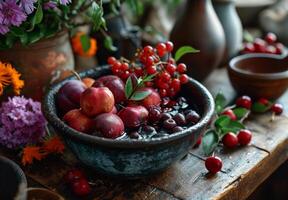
[1,68,288,200]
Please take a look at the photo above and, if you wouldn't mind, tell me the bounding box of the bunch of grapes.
[107,41,189,98]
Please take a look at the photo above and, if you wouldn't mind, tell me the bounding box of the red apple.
[63,109,94,133]
[140,87,161,108]
[118,106,149,129]
[94,113,124,139]
[56,80,87,115]
[80,87,115,117]
[93,75,125,103]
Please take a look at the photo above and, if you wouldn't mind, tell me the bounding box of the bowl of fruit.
[43,42,215,178]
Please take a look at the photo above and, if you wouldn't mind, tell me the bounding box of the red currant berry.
[168,89,177,97]
[258,98,269,106]
[171,78,181,91]
[271,103,283,115]
[253,38,266,53]
[177,63,187,73]
[146,66,157,75]
[107,56,116,65]
[166,64,176,75]
[134,67,143,77]
[165,41,174,52]
[222,132,238,148]
[159,89,167,97]
[167,58,175,64]
[157,80,169,90]
[72,179,91,196]
[236,95,252,109]
[121,70,130,80]
[179,74,189,84]
[156,43,167,57]
[237,129,252,146]
[145,81,154,87]
[120,63,129,71]
[64,169,85,184]
[243,43,255,53]
[113,61,121,70]
[145,56,154,67]
[205,156,222,174]
[222,109,237,121]
[193,137,202,148]
[143,45,154,54]
[161,71,171,82]
[265,32,277,44]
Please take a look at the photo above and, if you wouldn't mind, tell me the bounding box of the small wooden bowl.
[228,53,288,99]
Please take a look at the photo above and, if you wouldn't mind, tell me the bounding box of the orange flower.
[21,146,46,166]
[43,136,65,154]
[71,32,97,57]
[0,61,24,95]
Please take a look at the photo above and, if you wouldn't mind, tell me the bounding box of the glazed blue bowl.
[43,66,214,178]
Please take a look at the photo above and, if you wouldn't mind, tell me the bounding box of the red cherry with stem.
[222,132,238,148]
[258,98,269,106]
[177,63,187,73]
[64,169,85,184]
[165,41,174,52]
[179,74,189,84]
[222,109,237,121]
[237,129,252,146]
[243,43,255,53]
[205,156,222,174]
[236,95,252,109]
[265,32,277,44]
[107,56,116,65]
[72,178,91,196]
[156,43,167,57]
[171,78,181,91]
[166,63,176,74]
[271,103,283,115]
[146,66,157,75]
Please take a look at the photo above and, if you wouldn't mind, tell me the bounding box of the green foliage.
[174,46,199,62]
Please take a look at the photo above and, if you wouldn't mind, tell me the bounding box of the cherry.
[265,32,277,44]
[236,95,252,109]
[72,178,91,196]
[258,98,269,106]
[166,63,176,74]
[163,118,177,129]
[253,38,266,53]
[265,46,276,54]
[120,63,129,71]
[165,41,174,52]
[243,43,255,53]
[107,56,116,65]
[177,63,187,73]
[172,126,184,133]
[64,169,85,184]
[179,74,189,84]
[148,107,162,123]
[237,129,252,146]
[205,156,222,174]
[145,56,154,67]
[173,113,186,126]
[222,132,238,148]
[221,109,237,121]
[156,43,167,57]
[271,103,283,115]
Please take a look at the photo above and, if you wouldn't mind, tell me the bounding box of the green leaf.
[130,90,151,101]
[80,34,91,52]
[202,130,219,156]
[89,2,105,31]
[215,116,231,129]
[252,102,271,113]
[215,93,226,114]
[29,2,43,31]
[125,76,133,99]
[220,121,245,135]
[174,46,199,62]
[104,36,117,52]
[233,107,249,119]
[125,0,144,16]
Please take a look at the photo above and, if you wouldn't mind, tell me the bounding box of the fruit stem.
[271,112,275,122]
[71,70,82,81]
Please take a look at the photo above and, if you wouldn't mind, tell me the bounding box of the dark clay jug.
[170,0,225,81]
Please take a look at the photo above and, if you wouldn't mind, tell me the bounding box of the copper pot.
[0,31,75,101]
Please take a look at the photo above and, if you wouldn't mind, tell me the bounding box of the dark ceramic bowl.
[228,53,288,99]
[0,156,27,200]
[43,67,214,178]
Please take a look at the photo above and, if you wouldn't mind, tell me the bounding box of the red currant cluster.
[64,169,91,196]
[242,32,285,55]
[107,41,189,98]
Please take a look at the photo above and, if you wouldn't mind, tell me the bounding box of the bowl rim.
[43,66,215,148]
[229,53,288,80]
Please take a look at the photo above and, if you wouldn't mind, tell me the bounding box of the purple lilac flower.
[43,1,57,10]
[19,0,37,15]
[0,24,9,35]
[59,0,71,5]
[0,96,47,149]
[0,0,27,26]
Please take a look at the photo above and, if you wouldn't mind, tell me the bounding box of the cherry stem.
[271,112,275,122]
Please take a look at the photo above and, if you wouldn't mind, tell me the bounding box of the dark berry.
[163,118,177,129]
[172,126,184,133]
[237,130,252,146]
[72,179,91,196]
[271,103,283,115]
[130,131,141,139]
[173,113,186,126]
[222,132,238,148]
[142,125,156,134]
[148,107,162,123]
[64,169,85,184]
[236,95,252,109]
[205,156,222,174]
[265,32,277,44]
[221,109,237,121]
[186,111,200,124]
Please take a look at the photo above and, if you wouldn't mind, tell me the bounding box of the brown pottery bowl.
[43,66,215,178]
[228,53,288,99]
